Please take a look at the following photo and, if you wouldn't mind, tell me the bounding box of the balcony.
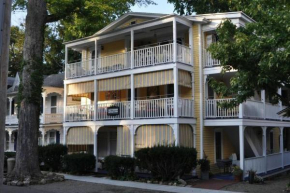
[6,115,18,125]
[65,97,194,122]
[203,49,220,68]
[65,43,191,79]
[205,98,290,121]
[44,114,63,124]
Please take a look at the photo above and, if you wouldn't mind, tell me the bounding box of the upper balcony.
[65,17,193,80]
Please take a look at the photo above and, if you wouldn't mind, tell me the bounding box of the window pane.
[215,132,222,160]
[51,96,57,106]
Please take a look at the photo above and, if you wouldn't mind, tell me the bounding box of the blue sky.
[11,0,175,26]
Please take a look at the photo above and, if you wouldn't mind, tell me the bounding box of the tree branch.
[45,14,64,23]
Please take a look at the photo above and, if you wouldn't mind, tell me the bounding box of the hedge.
[63,153,96,174]
[135,145,197,181]
[104,155,135,180]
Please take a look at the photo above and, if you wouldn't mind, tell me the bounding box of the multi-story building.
[5,73,64,151]
[63,11,290,176]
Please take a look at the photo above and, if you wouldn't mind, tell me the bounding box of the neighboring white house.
[5,73,64,151]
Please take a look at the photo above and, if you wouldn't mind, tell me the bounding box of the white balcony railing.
[65,105,94,122]
[65,43,192,79]
[97,52,131,73]
[205,98,239,118]
[6,115,18,125]
[45,114,63,124]
[134,97,174,118]
[203,49,220,67]
[178,98,194,117]
[245,156,266,174]
[66,59,95,79]
[97,101,131,120]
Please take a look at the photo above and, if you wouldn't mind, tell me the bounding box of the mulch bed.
[186,178,237,190]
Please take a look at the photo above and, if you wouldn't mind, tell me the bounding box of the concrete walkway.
[62,174,236,193]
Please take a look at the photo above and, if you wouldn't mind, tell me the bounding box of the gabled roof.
[94,12,167,35]
[43,73,64,88]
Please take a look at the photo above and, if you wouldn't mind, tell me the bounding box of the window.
[130,21,136,25]
[215,131,222,161]
[51,96,57,114]
[270,131,274,153]
[49,132,55,144]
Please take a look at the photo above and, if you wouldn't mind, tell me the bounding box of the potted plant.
[198,156,210,180]
[248,169,256,184]
[232,165,243,182]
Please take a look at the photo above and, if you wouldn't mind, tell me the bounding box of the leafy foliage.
[197,157,210,172]
[63,153,96,174]
[38,144,68,171]
[104,155,135,180]
[135,145,197,181]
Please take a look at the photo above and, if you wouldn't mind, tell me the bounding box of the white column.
[8,97,13,116]
[94,39,98,74]
[204,75,208,100]
[42,92,46,124]
[173,18,177,62]
[189,26,194,66]
[131,74,134,119]
[131,29,134,69]
[262,126,267,173]
[63,126,68,145]
[8,130,13,151]
[94,126,99,172]
[130,125,135,157]
[261,90,266,119]
[173,124,179,146]
[280,127,284,168]
[173,67,179,117]
[94,80,98,121]
[239,103,244,118]
[278,88,283,121]
[63,84,67,122]
[65,45,68,79]
[239,126,245,172]
[42,130,45,146]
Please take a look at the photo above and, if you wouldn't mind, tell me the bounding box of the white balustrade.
[265,103,281,120]
[134,43,173,68]
[45,114,63,124]
[66,59,95,79]
[205,98,238,118]
[5,115,18,125]
[243,100,264,119]
[135,98,174,118]
[178,98,194,117]
[177,44,191,64]
[267,153,282,171]
[97,101,131,120]
[284,151,290,166]
[245,156,266,174]
[97,52,131,73]
[203,49,220,67]
[65,105,94,122]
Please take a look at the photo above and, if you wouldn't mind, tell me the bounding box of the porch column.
[94,80,98,121]
[173,67,179,117]
[65,45,68,79]
[261,90,266,119]
[41,129,45,146]
[262,126,267,173]
[280,127,284,168]
[130,125,135,157]
[173,17,177,62]
[94,126,100,172]
[63,84,67,122]
[131,29,134,69]
[8,97,13,116]
[131,74,135,119]
[63,126,69,145]
[8,130,13,151]
[278,88,283,121]
[173,124,179,146]
[189,26,194,66]
[94,39,98,74]
[204,75,208,100]
[239,126,245,172]
[42,92,46,124]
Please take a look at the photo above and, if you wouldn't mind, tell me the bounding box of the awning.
[178,70,192,88]
[135,124,174,149]
[67,81,94,95]
[179,124,194,148]
[116,126,131,156]
[67,127,94,145]
[98,76,130,91]
[134,70,173,88]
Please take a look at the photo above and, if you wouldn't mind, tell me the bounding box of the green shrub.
[38,144,68,171]
[104,155,135,180]
[63,153,96,174]
[135,145,197,181]
[4,152,16,169]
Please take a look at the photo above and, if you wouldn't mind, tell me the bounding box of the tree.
[169,0,290,115]
[10,0,155,180]
[0,0,12,189]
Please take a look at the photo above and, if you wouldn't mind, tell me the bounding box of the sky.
[11,0,175,26]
